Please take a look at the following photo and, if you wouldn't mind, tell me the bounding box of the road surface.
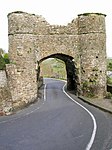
[0,78,112,150]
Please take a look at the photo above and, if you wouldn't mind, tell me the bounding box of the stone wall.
[0,70,7,87]
[7,12,38,111]
[7,36,37,110]
[1,11,106,115]
[36,35,79,60]
[0,70,12,115]
[7,11,80,109]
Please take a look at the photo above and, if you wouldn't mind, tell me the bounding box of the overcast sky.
[0,0,112,57]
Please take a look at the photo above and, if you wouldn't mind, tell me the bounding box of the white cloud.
[0,0,112,57]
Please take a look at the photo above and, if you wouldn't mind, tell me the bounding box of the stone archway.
[39,53,79,95]
[2,11,107,114]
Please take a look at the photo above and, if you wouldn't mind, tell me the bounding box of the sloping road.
[0,78,112,150]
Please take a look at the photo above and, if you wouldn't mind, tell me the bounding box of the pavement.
[78,96,112,114]
[53,78,112,114]
[67,90,112,114]
[64,81,112,114]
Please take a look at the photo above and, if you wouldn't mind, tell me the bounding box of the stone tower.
[78,13,107,98]
[7,12,38,108]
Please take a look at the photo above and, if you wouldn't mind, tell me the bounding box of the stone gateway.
[0,11,107,115]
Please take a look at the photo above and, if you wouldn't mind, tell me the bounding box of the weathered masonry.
[0,11,107,115]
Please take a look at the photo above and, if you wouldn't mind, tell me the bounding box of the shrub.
[4,53,10,64]
[0,53,10,70]
[107,76,112,85]
[105,92,112,99]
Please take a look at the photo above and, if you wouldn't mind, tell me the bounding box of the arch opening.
[38,54,78,95]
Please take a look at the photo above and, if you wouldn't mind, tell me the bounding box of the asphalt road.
[0,78,112,150]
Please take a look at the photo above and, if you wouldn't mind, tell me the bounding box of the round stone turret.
[78,13,107,98]
[8,11,35,34]
[78,13,106,34]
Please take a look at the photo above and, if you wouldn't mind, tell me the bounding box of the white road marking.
[0,78,97,150]
[62,83,97,150]
[44,84,47,101]
[44,78,97,150]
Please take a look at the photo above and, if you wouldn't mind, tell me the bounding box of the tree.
[0,49,10,70]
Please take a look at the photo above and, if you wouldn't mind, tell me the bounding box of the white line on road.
[0,78,97,150]
[44,84,47,101]
[63,83,97,150]
[44,78,97,150]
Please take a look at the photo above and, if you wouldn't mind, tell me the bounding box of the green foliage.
[3,53,10,64]
[82,80,99,98]
[107,59,112,71]
[82,81,88,88]
[0,49,10,70]
[108,62,112,71]
[40,58,66,79]
[107,76,112,85]
[105,92,112,99]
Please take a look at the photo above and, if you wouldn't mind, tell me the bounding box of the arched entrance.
[38,54,79,95]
